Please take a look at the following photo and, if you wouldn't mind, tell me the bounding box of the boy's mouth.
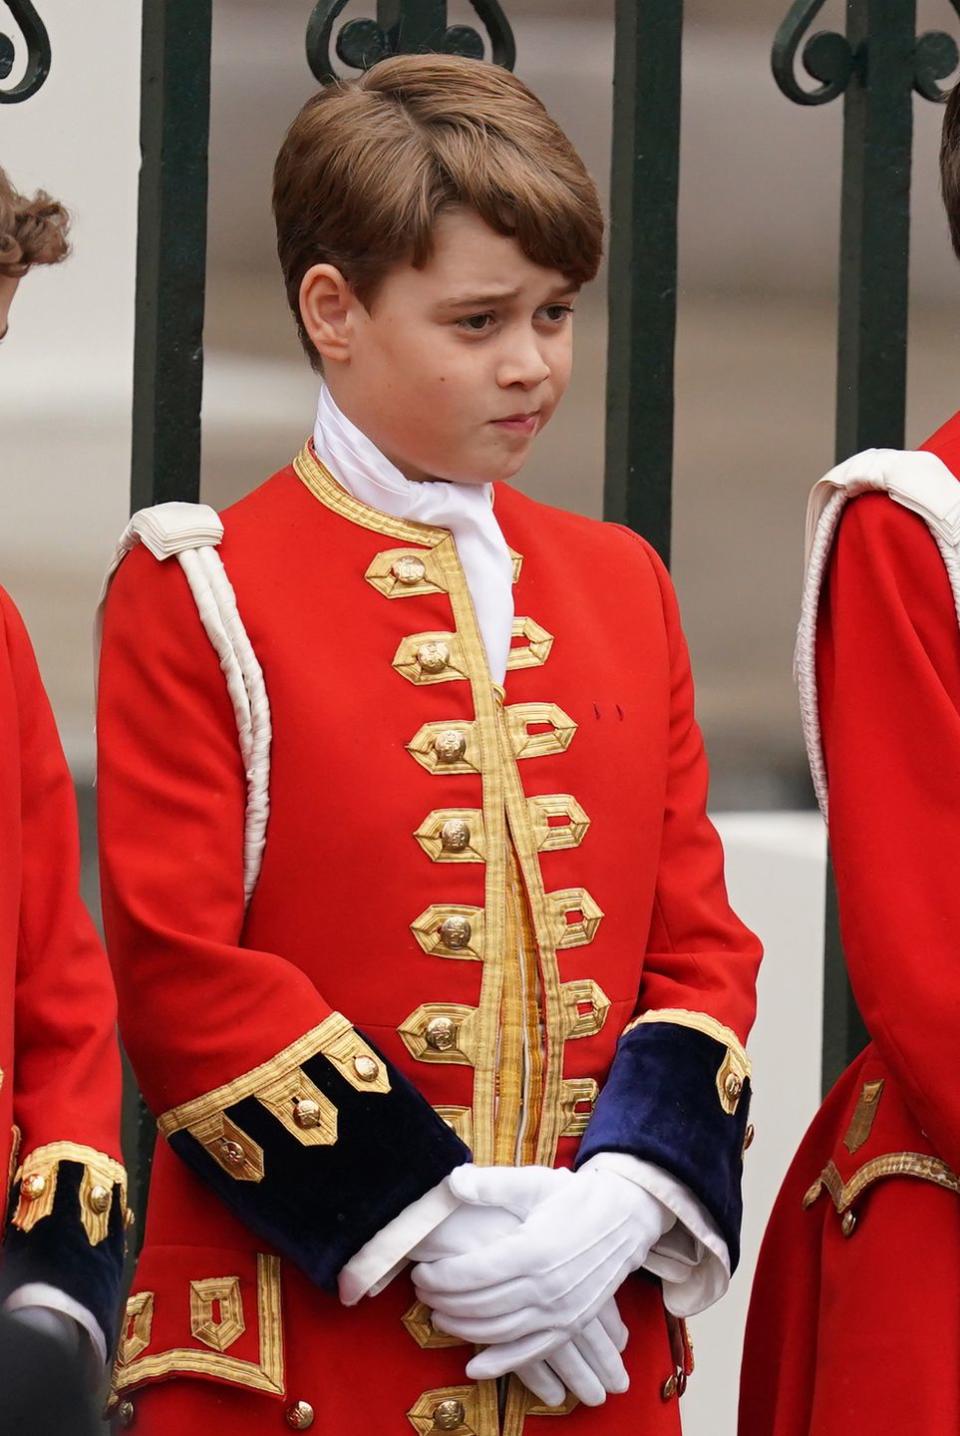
[492,411,540,434]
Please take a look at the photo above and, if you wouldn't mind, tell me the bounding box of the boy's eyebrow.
[436,281,580,311]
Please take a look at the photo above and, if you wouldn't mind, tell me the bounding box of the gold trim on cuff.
[621,1008,751,1116]
[158,1013,389,1140]
[13,1142,128,1245]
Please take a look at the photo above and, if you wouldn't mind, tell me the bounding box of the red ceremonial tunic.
[99,447,759,1434]
[0,587,126,1342]
[739,411,960,1436]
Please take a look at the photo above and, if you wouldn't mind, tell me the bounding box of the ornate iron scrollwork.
[0,0,50,104]
[774,0,960,107]
[914,3,960,103]
[772,0,856,106]
[306,0,515,85]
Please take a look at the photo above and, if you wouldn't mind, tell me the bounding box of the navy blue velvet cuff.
[168,1033,469,1292]
[575,1023,751,1270]
[0,1163,126,1352]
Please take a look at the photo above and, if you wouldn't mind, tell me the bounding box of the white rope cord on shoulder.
[178,548,271,905]
[97,503,271,908]
[794,488,847,821]
[795,447,960,824]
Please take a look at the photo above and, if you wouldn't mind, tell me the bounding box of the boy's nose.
[497,350,551,389]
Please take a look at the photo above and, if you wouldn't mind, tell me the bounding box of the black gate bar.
[603,0,683,566]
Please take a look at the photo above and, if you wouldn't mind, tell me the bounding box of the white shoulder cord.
[96,503,272,908]
[795,447,960,821]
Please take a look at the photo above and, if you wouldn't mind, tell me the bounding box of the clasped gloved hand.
[409,1164,631,1408]
[412,1163,675,1401]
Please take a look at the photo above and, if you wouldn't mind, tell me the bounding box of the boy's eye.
[541,304,575,323]
[457,312,495,332]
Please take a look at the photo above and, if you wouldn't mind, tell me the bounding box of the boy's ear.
[299,264,356,364]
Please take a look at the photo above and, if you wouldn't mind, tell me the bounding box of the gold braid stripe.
[114,1254,284,1396]
[294,443,446,548]
[816,1154,960,1214]
[13,1142,128,1245]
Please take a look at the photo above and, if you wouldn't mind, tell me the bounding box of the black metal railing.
[773,0,959,1091]
[0,1,50,104]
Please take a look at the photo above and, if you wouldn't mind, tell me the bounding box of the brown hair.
[0,166,70,279]
[273,55,604,367]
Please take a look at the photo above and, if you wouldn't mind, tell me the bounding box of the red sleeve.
[0,589,126,1345]
[817,491,960,1168]
[2,591,122,1160]
[637,545,761,1043]
[96,545,466,1291]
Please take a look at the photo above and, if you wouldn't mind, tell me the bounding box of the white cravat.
[312,386,516,684]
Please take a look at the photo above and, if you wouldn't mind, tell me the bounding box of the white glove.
[413,1163,674,1372]
[409,1165,631,1407]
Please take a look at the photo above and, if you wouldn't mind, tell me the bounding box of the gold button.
[88,1184,112,1214]
[661,1374,678,1400]
[417,641,450,674]
[743,1123,755,1152]
[801,1180,823,1210]
[425,1016,458,1052]
[724,1072,743,1102]
[117,1399,135,1428]
[393,556,427,586]
[432,1399,465,1430]
[440,819,471,853]
[434,729,467,763]
[353,1054,379,1082]
[285,1401,315,1430]
[22,1173,47,1200]
[124,1207,137,1229]
[439,915,472,949]
[294,1098,322,1129]
[841,1210,857,1237]
[219,1139,247,1167]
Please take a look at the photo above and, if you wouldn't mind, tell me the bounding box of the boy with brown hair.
[100,57,760,1434]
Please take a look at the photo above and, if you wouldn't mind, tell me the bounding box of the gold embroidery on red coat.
[805,1153,960,1220]
[843,1079,885,1155]
[505,616,554,671]
[527,794,591,853]
[113,1254,284,1396]
[410,905,485,961]
[408,1383,496,1435]
[401,1300,466,1350]
[190,1276,246,1352]
[398,1004,479,1065]
[413,809,486,864]
[393,631,470,686]
[544,888,604,950]
[118,1292,154,1365]
[365,548,446,599]
[504,703,577,761]
[407,720,481,775]
[559,1078,599,1138]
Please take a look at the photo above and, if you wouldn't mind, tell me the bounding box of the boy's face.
[303,207,578,485]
